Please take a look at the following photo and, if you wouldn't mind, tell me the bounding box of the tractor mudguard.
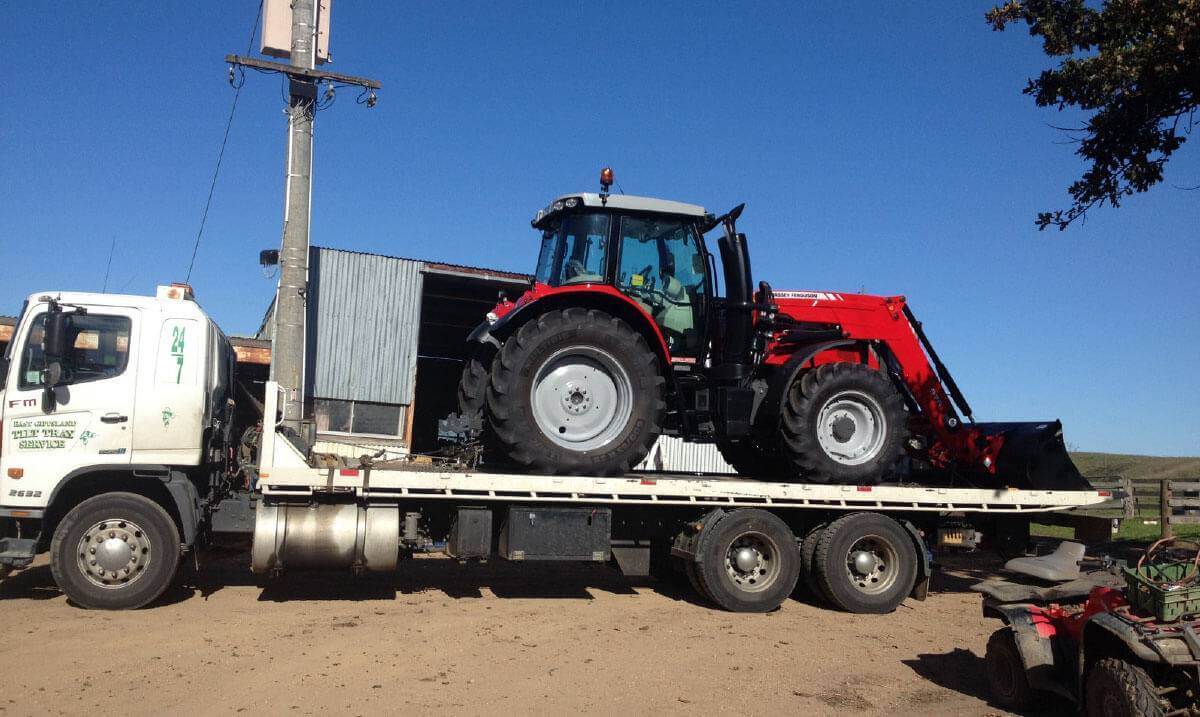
[465,320,501,349]
[753,339,859,432]
[975,421,1093,492]
[989,603,1076,700]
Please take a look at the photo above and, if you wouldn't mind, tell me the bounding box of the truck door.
[1,305,139,508]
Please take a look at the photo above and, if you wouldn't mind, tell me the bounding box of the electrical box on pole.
[261,0,332,64]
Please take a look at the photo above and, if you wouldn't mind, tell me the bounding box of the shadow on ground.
[903,648,1074,716]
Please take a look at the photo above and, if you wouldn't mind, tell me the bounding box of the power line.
[185,0,264,282]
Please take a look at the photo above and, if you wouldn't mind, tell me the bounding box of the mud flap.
[976,420,1093,491]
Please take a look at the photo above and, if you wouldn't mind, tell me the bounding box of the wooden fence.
[1087,475,1200,538]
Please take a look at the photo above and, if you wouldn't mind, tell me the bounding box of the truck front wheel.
[50,492,181,610]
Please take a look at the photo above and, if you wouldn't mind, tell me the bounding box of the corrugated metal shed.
[306,247,423,405]
[636,436,737,475]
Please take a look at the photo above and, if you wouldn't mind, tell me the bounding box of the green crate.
[1123,563,1200,622]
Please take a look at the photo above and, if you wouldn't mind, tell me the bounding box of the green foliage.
[987,0,1199,229]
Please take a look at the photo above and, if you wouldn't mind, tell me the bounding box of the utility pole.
[227,2,380,439]
[273,0,318,435]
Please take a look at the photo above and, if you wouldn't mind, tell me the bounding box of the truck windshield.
[0,300,28,391]
[534,213,611,287]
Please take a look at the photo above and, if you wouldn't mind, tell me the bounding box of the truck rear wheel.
[486,308,665,475]
[50,492,181,610]
[812,512,917,613]
[779,363,907,484]
[691,509,800,612]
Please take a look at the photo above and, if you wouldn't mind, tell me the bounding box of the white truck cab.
[0,285,235,608]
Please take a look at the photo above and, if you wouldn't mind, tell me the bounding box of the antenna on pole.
[102,237,116,293]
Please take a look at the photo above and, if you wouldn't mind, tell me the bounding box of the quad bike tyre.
[486,308,665,475]
[984,628,1036,711]
[50,492,181,610]
[779,362,907,484]
[1084,658,1169,717]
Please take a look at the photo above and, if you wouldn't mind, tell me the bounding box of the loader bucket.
[973,420,1093,491]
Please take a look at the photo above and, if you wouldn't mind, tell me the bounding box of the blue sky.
[2,3,1197,456]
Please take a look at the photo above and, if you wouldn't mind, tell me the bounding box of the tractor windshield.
[534,213,611,287]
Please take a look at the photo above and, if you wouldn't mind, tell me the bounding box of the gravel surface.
[0,548,1065,716]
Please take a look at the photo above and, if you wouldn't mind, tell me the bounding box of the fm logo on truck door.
[8,398,37,408]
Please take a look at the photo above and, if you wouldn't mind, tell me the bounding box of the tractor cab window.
[617,216,706,356]
[534,213,611,287]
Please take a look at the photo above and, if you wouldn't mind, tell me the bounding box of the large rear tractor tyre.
[691,509,801,612]
[985,628,1035,711]
[50,492,181,610]
[779,363,907,484]
[456,346,495,420]
[1084,658,1169,717]
[813,512,918,614]
[486,308,665,476]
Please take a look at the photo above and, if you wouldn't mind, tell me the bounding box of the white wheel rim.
[815,390,887,466]
[530,345,633,451]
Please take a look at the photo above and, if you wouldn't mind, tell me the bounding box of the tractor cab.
[530,190,714,358]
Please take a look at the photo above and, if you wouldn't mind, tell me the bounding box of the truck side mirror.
[43,311,71,361]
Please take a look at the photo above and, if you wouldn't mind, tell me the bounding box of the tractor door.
[615,216,709,358]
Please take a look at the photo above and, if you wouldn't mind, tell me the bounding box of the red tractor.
[455,169,1088,488]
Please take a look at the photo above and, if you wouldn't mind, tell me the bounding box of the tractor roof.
[534,193,707,227]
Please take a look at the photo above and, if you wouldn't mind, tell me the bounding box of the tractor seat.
[655,275,697,353]
[1004,541,1086,582]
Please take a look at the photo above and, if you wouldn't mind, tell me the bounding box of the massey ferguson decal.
[774,291,846,301]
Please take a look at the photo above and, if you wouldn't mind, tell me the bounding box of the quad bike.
[448,168,1089,490]
[977,538,1200,715]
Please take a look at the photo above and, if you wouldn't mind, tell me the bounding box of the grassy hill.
[1070,452,1200,481]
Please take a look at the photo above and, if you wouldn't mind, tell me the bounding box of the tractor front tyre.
[1084,658,1169,717]
[485,308,665,475]
[779,362,907,485]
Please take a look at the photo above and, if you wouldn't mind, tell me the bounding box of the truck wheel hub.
[77,520,151,589]
[844,536,898,595]
[816,391,887,466]
[723,533,780,593]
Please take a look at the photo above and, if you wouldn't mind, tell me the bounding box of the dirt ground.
[0,548,1063,716]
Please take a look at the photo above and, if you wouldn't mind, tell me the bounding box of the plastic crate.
[1123,564,1200,622]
